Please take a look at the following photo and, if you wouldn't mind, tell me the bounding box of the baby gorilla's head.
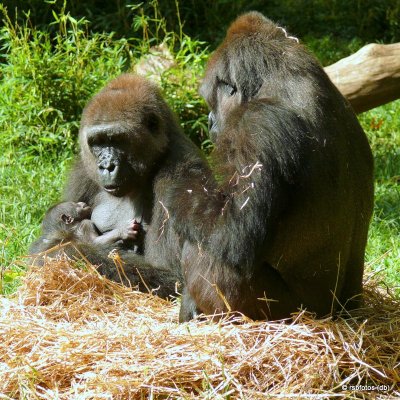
[42,201,92,233]
[60,202,92,225]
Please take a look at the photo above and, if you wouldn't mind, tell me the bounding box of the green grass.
[0,4,399,296]
[360,101,400,291]
[0,154,70,293]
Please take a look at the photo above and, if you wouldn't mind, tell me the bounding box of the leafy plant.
[0,3,131,158]
[359,101,400,290]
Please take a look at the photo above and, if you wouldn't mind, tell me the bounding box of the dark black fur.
[166,12,374,320]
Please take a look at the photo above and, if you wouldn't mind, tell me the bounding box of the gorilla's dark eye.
[87,135,101,147]
[219,80,237,96]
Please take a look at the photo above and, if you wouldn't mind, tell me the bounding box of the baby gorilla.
[29,201,145,254]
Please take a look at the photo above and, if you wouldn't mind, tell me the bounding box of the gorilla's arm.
[63,156,100,205]
[167,102,309,268]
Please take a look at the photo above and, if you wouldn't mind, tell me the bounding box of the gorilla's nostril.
[99,162,116,172]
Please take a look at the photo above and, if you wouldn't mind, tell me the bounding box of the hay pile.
[0,258,399,399]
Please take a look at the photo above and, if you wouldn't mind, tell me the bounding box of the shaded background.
[3,0,400,48]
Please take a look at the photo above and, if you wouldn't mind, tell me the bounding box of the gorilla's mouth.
[103,174,143,197]
[104,185,123,196]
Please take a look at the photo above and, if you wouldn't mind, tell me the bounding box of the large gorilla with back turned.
[166,12,374,320]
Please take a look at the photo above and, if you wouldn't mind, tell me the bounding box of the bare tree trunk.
[324,43,400,113]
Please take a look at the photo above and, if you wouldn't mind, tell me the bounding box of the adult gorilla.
[32,74,211,298]
[167,12,374,321]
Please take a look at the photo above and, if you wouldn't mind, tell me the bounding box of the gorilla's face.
[83,116,162,197]
[204,81,238,142]
[200,63,241,143]
[79,75,169,197]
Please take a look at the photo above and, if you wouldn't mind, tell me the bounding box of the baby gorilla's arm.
[92,219,142,245]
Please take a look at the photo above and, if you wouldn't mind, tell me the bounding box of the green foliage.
[120,0,210,148]
[359,101,400,290]
[5,0,400,48]
[261,0,400,42]
[160,38,209,150]
[304,35,364,66]
[0,3,130,158]
[0,155,67,294]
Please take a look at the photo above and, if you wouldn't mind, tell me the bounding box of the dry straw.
[0,255,399,399]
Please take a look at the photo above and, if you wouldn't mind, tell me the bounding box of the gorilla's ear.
[61,214,74,224]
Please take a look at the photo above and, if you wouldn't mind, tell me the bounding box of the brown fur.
[31,74,211,299]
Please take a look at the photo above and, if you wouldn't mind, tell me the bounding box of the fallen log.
[325,42,400,113]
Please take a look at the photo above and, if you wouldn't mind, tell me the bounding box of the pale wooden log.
[324,43,400,113]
